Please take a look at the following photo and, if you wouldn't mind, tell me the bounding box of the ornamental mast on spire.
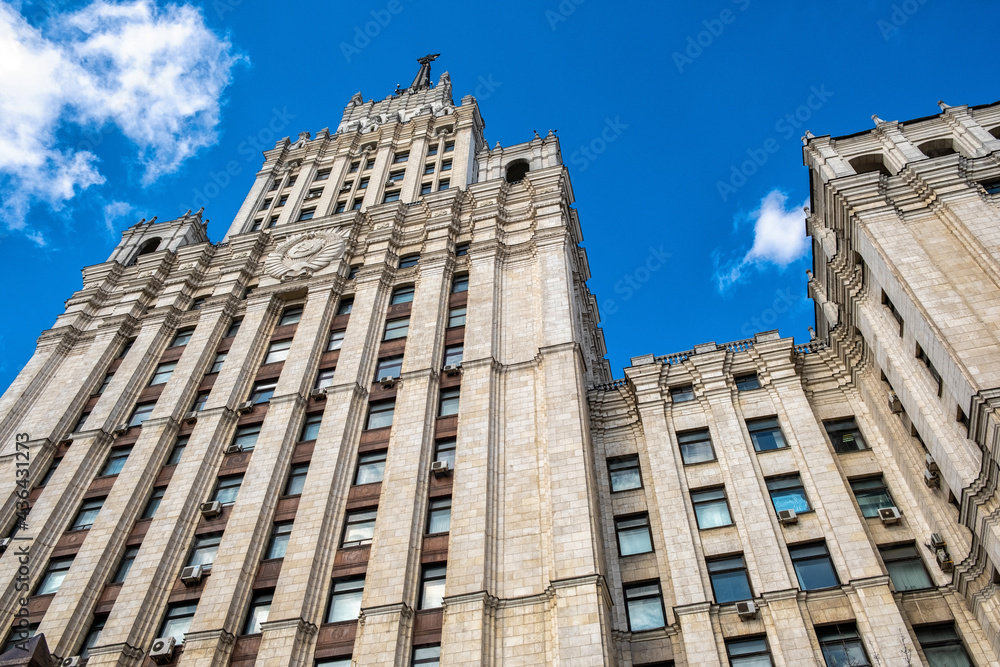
[408,53,440,92]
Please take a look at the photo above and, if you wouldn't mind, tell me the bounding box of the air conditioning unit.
[310,387,328,399]
[379,375,397,389]
[777,509,798,525]
[878,506,902,525]
[226,444,243,455]
[442,364,461,376]
[925,454,939,473]
[930,532,947,549]
[236,401,254,414]
[431,460,452,477]
[0,537,10,553]
[149,636,176,664]
[183,411,198,424]
[339,185,352,192]
[736,600,758,619]
[200,500,222,518]
[112,423,129,436]
[180,564,206,586]
[888,392,903,413]
[304,192,321,200]
[936,548,954,572]
[924,468,940,488]
[386,179,400,186]
[62,657,82,667]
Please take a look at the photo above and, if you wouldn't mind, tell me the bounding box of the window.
[375,356,404,381]
[192,391,210,412]
[441,160,452,171]
[881,291,905,336]
[419,564,446,609]
[298,209,316,221]
[73,412,90,432]
[916,343,943,396]
[159,601,198,644]
[191,297,207,310]
[366,400,395,429]
[72,498,104,530]
[168,436,188,465]
[615,514,653,556]
[150,361,177,386]
[342,509,377,547]
[349,161,360,173]
[766,475,811,514]
[335,201,347,214]
[348,266,360,280]
[326,330,346,352]
[444,142,454,152]
[398,254,420,269]
[266,522,293,559]
[213,475,243,505]
[747,417,787,452]
[435,438,456,468]
[233,424,261,451]
[451,275,468,293]
[438,179,450,191]
[391,285,415,304]
[188,533,222,567]
[424,163,435,175]
[142,487,166,519]
[267,215,279,229]
[352,198,363,210]
[112,546,139,583]
[327,576,365,622]
[427,497,452,534]
[285,463,309,496]
[118,338,135,358]
[251,218,263,231]
[670,385,695,403]
[439,387,460,416]
[279,306,303,326]
[384,317,410,340]
[455,242,469,256]
[726,636,774,666]
[789,542,839,590]
[170,329,194,347]
[916,624,973,667]
[383,190,401,203]
[447,306,467,327]
[316,660,352,667]
[242,591,272,635]
[315,368,336,390]
[708,555,753,603]
[285,176,297,187]
[355,451,387,485]
[608,456,642,492]
[260,198,273,211]
[277,195,289,207]
[421,182,433,195]
[413,645,440,666]
[691,487,732,529]
[100,446,132,476]
[880,543,932,591]
[210,352,227,374]
[39,458,61,486]
[37,556,74,594]
[358,177,369,190]
[850,477,894,518]
[678,429,715,464]
[336,299,354,315]
[393,151,409,163]
[300,413,322,441]
[735,373,761,391]
[816,624,870,667]
[388,170,405,183]
[316,169,331,181]
[824,418,868,453]
[623,582,665,631]
[365,159,375,170]
[3,624,38,654]
[427,144,439,156]
[443,344,463,367]
[225,318,242,338]
[264,339,292,364]
[96,373,114,395]
[251,379,278,404]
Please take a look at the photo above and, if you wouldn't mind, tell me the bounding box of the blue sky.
[1,0,998,390]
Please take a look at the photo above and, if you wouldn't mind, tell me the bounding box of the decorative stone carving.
[264,230,347,280]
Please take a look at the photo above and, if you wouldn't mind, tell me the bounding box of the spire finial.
[409,54,440,92]
[938,100,951,110]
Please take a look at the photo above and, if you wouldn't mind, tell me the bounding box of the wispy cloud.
[0,0,245,245]
[715,189,809,291]
[102,200,134,237]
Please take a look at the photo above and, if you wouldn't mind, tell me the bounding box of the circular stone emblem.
[264,230,347,280]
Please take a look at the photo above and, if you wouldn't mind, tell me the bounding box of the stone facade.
[0,63,999,666]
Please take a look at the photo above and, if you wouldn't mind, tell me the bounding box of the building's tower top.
[408,53,439,92]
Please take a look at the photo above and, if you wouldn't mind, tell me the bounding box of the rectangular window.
[383,317,410,340]
[420,564,447,609]
[747,417,788,452]
[448,306,467,327]
[789,542,839,590]
[315,368,336,390]
[427,497,452,534]
[336,298,354,315]
[880,543,932,591]
[119,338,135,358]
[766,475,811,514]
[915,624,973,667]
[850,476,894,518]
[192,391,210,412]
[358,177,369,190]
[817,623,870,667]
[355,451,387,485]
[213,474,243,505]
[297,209,315,221]
[73,412,90,432]
[420,182,433,195]
[168,436,188,465]
[707,555,753,603]
[670,385,695,403]
[438,179,450,191]
[388,170,405,183]
[413,645,440,666]
[443,344,463,367]
[250,379,278,404]
[225,319,242,338]
[351,198,363,211]
[435,438,456,468]
[210,352,227,374]
[170,329,194,347]
[349,162,360,173]
[279,306,303,326]
[159,601,198,644]
[424,163,435,175]
[2,624,38,654]
[277,195,288,207]
[327,576,365,623]
[441,160,452,171]
[96,373,114,395]
[264,339,292,364]
[444,142,454,152]
[142,487,166,519]
[393,151,409,163]
[267,216,278,229]
[882,291,904,336]
[427,145,439,156]
[284,463,309,496]
[615,514,653,556]
[608,455,642,492]
[678,429,715,465]
[735,373,761,391]
[316,168,331,180]
[366,400,395,429]
[37,556,74,595]
[439,387,460,416]
[455,242,469,256]
[300,413,322,441]
[824,417,868,453]
[375,356,403,381]
[327,329,346,351]
[260,199,272,211]
[335,201,347,214]
[72,497,104,530]
[342,509,377,547]
[266,522,293,559]
[100,446,132,476]
[191,297,206,311]
[623,582,665,631]
[383,190,401,203]
[112,545,140,583]
[187,533,222,567]
[391,285,415,304]
[233,424,261,451]
[242,591,272,635]
[916,343,943,397]
[726,636,774,666]
[146,363,175,390]
[451,275,468,293]
[365,159,375,170]
[398,254,420,268]
[39,458,61,486]
[692,487,732,529]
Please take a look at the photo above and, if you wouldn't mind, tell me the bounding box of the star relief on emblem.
[264,230,347,280]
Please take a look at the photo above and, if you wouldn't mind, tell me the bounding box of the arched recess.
[505,160,530,184]
[126,237,161,266]
[917,138,958,159]
[849,153,893,177]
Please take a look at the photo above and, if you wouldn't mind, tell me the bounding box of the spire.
[409,53,440,92]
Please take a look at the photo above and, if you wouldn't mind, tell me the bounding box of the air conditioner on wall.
[149,636,176,665]
[936,548,954,572]
[180,565,206,586]
[878,506,902,525]
[923,468,939,488]
[736,600,758,620]
[777,509,798,525]
[379,376,397,389]
[61,657,82,667]
[888,392,903,413]
[442,364,461,376]
[200,500,222,518]
[237,401,254,414]
[183,411,198,423]
[431,460,452,477]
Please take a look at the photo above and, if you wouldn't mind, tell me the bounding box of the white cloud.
[102,200,134,237]
[0,0,243,239]
[715,189,809,291]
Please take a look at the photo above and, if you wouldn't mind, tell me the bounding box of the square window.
[298,209,316,221]
[231,424,260,451]
[444,142,454,152]
[441,160,452,171]
[735,373,761,391]
[187,533,222,567]
[170,329,194,347]
[443,344,463,367]
[670,385,695,403]
[383,317,410,340]
[438,179,450,191]
[159,601,198,645]
[355,451,387,485]
[747,417,787,452]
[251,379,278,404]
[398,254,420,268]
[615,514,653,556]
[427,145,439,156]
[142,487,166,519]
[267,216,279,229]
[388,170,405,183]
[816,623,870,667]
[435,438,456,468]
[691,487,732,529]
[451,275,468,293]
[335,201,347,214]
[37,556,74,595]
[300,413,322,441]
[150,362,177,386]
[266,522,293,559]
[880,543,932,591]
[366,400,395,430]
[118,339,135,358]
[421,182,433,195]
[190,297,207,311]
[336,298,354,315]
[393,151,409,163]
[789,542,839,590]
[72,497,104,530]
[707,555,753,603]
[210,352,227,374]
[882,290,904,336]
[342,509,377,547]
[391,285,415,304]
[352,198,363,210]
[260,199,272,211]
[726,636,774,666]
[264,339,292,364]
[427,497,452,534]
[348,266,360,280]
[439,387,460,416]
[766,475,811,514]
[112,546,139,583]
[285,463,310,496]
[242,590,272,635]
[365,159,375,170]
[448,306,467,327]
[915,623,973,667]
[251,218,264,231]
[424,163,435,175]
[95,374,113,395]
[73,412,90,432]
[167,436,188,465]
[279,306,303,326]
[455,242,469,256]
[213,475,243,505]
[327,576,365,622]
[2,624,38,654]
[678,429,715,464]
[315,368,336,390]
[825,418,868,453]
[316,169,331,181]
[79,616,106,660]
[100,446,132,477]
[285,177,296,187]
[349,162,360,173]
[277,195,288,207]
[419,564,447,609]
[375,356,403,380]
[39,458,61,486]
[225,319,242,338]
[608,455,642,492]
[383,190,401,203]
[327,330,346,351]
[623,582,665,631]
